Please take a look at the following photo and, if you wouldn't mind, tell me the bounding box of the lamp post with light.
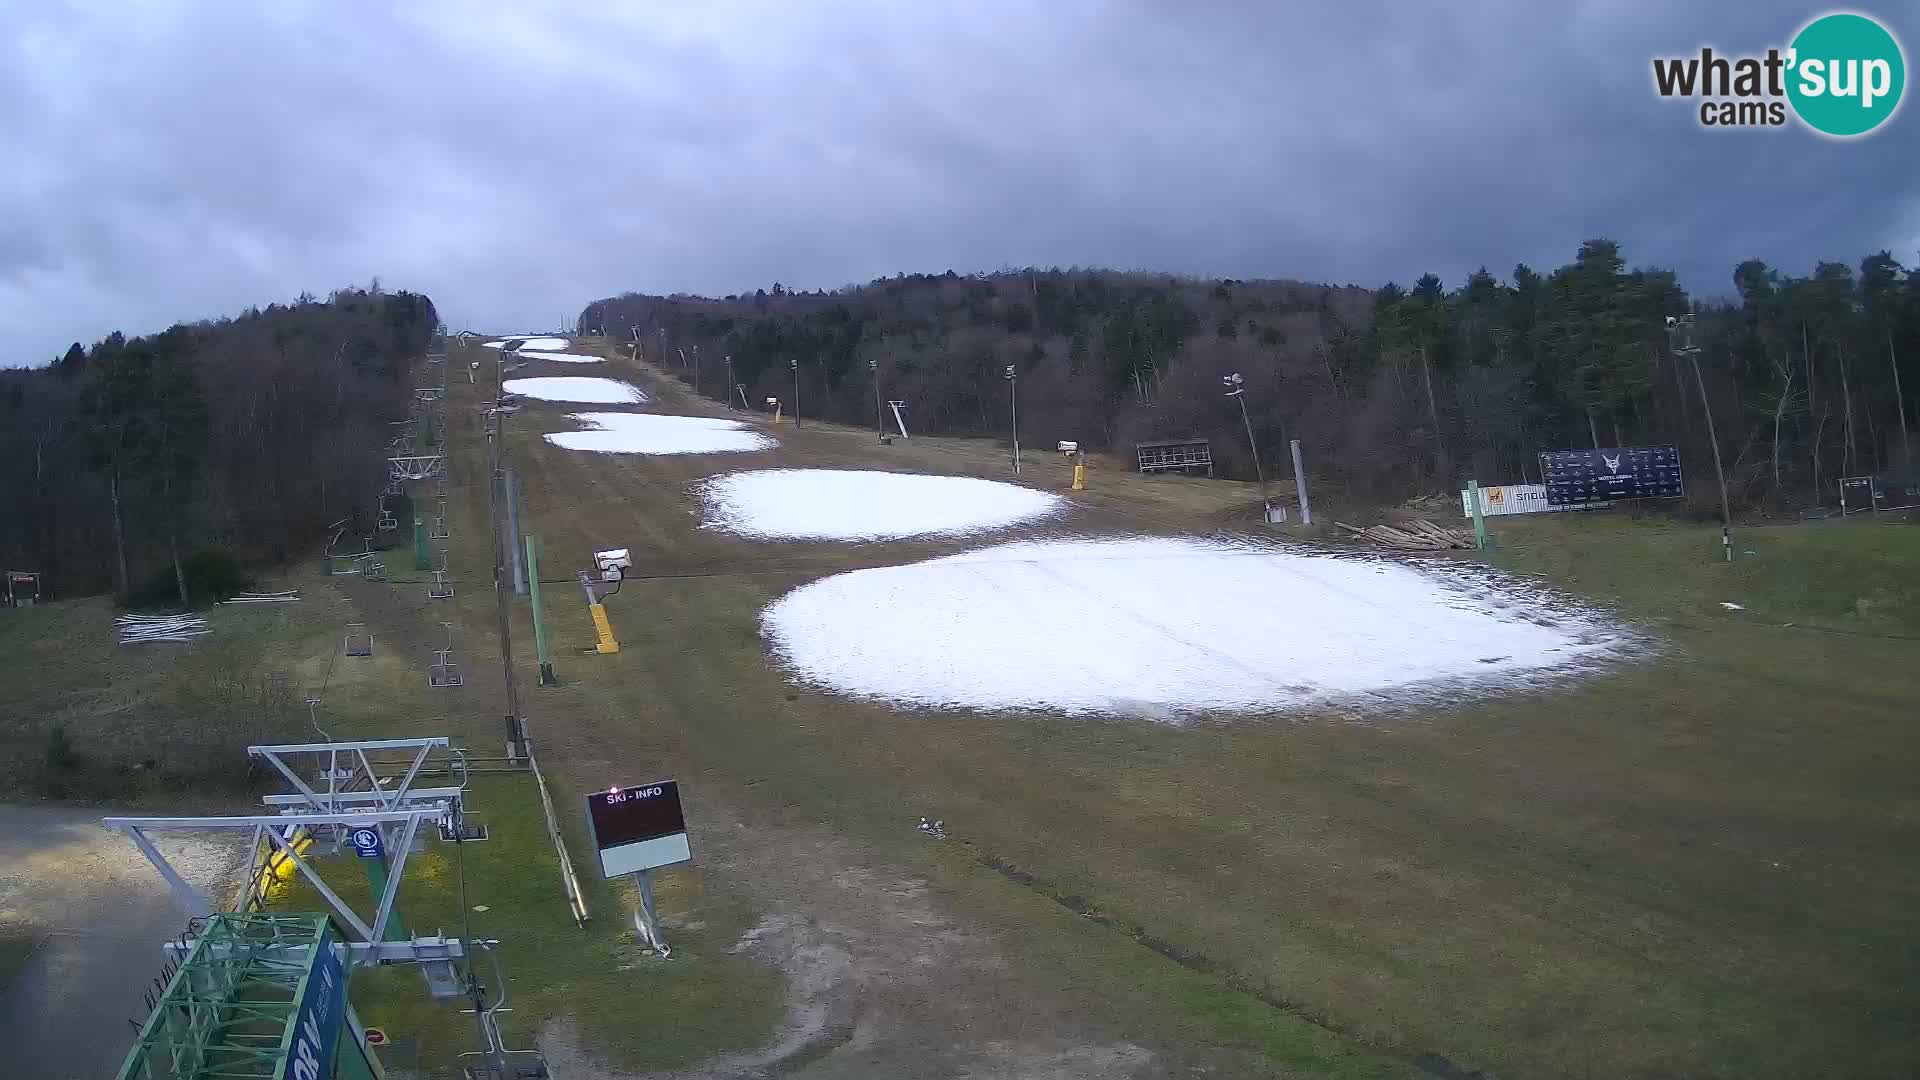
[1223,372,1271,521]
[1005,364,1021,475]
[1666,313,1734,561]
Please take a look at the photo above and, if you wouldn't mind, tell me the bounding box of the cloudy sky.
[4,1,1915,364]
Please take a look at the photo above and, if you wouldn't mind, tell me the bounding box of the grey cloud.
[3,0,1915,363]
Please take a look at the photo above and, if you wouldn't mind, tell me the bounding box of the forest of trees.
[0,287,439,603]
[584,242,1917,511]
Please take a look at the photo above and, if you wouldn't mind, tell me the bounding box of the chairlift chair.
[431,513,450,539]
[428,623,464,688]
[361,558,387,582]
[343,622,374,657]
[429,570,454,600]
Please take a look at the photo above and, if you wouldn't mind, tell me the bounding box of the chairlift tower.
[108,737,549,1079]
[390,455,446,482]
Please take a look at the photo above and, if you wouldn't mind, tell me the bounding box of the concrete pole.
[1289,438,1312,526]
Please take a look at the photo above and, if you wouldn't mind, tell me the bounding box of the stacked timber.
[1334,518,1476,551]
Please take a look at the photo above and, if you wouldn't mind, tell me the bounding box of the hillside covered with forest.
[584,242,1918,510]
[0,288,439,604]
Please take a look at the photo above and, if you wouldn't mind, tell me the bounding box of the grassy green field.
[7,335,1916,1078]
[483,341,1920,1079]
[0,589,340,804]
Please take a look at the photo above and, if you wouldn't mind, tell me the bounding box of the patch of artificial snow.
[762,536,1631,719]
[484,336,570,351]
[544,412,777,455]
[515,349,603,364]
[699,469,1064,541]
[503,376,647,404]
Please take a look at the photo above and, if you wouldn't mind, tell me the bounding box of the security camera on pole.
[1222,372,1274,525]
[1005,364,1021,475]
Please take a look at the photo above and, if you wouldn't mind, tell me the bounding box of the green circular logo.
[1787,12,1905,137]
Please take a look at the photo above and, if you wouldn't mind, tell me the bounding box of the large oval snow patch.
[504,377,647,404]
[544,413,776,455]
[762,537,1628,718]
[700,469,1063,540]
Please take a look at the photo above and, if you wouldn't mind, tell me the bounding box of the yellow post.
[1072,452,1087,491]
[589,602,620,654]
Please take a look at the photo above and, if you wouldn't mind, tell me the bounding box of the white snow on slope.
[503,376,647,404]
[700,469,1064,540]
[543,412,776,455]
[484,336,570,350]
[762,536,1628,719]
[515,349,603,364]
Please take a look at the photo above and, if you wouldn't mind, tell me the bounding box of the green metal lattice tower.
[116,912,369,1080]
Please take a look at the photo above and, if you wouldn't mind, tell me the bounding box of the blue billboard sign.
[281,924,347,1080]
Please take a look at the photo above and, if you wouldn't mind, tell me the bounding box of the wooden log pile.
[1334,518,1476,551]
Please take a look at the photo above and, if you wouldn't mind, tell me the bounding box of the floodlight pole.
[791,358,801,427]
[1005,365,1021,474]
[725,355,738,409]
[871,359,883,440]
[1223,373,1270,521]
[1668,314,1734,562]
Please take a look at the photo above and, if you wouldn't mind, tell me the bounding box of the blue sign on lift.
[348,826,384,860]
